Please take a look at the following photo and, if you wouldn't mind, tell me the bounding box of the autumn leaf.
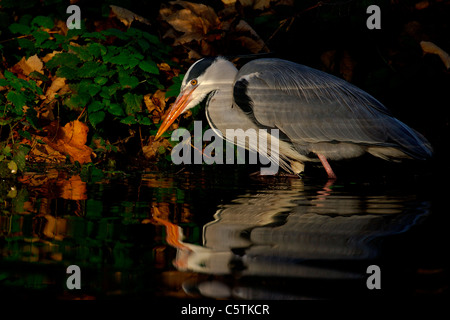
[233,20,269,53]
[56,175,87,201]
[142,136,171,159]
[160,0,221,46]
[11,55,44,78]
[109,5,151,27]
[420,41,450,69]
[27,142,67,163]
[43,120,93,164]
[159,0,269,56]
[239,0,272,10]
[144,90,167,123]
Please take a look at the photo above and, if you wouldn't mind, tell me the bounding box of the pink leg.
[317,154,337,180]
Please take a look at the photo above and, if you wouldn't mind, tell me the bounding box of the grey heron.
[155,57,432,179]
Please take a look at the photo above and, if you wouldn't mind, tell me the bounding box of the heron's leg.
[317,154,337,180]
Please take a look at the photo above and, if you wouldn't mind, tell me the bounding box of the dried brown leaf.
[56,175,87,201]
[45,77,66,102]
[221,0,237,5]
[43,120,93,164]
[11,55,44,79]
[234,20,269,53]
[415,1,429,10]
[110,5,151,27]
[28,142,67,163]
[144,90,167,116]
[239,0,272,10]
[42,51,62,63]
[420,41,450,69]
[161,0,220,45]
[142,137,171,159]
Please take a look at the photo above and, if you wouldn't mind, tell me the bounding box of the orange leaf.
[43,120,93,164]
[56,175,87,201]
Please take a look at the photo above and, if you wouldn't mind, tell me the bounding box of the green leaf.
[109,52,132,66]
[88,84,101,96]
[94,76,108,85]
[118,72,139,89]
[31,16,54,29]
[26,106,40,129]
[65,93,91,109]
[29,71,49,82]
[7,91,26,108]
[0,118,13,126]
[89,111,106,127]
[46,52,82,68]
[120,116,137,125]
[19,130,32,140]
[2,146,11,156]
[166,75,184,98]
[12,150,26,172]
[77,61,107,78]
[9,23,30,35]
[126,57,141,69]
[69,45,93,61]
[99,84,120,99]
[54,33,67,45]
[56,66,78,80]
[137,39,150,52]
[102,28,130,40]
[40,39,59,50]
[108,103,125,117]
[138,117,152,126]
[17,38,35,51]
[32,30,50,46]
[123,93,142,115]
[8,160,18,173]
[82,32,106,40]
[67,27,86,39]
[87,43,106,58]
[88,101,103,113]
[139,60,159,74]
[142,32,160,45]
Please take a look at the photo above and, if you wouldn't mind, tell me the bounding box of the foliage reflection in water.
[0,168,446,299]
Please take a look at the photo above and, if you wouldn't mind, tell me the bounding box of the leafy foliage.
[0,12,183,176]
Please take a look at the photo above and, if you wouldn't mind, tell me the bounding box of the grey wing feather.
[234,58,432,160]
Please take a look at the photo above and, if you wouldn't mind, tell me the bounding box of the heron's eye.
[190,79,198,86]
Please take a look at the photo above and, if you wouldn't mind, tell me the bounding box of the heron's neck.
[205,80,234,130]
[205,78,259,136]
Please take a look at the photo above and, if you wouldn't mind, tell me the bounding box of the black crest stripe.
[185,57,216,82]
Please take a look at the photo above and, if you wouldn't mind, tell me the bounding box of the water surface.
[0,166,447,299]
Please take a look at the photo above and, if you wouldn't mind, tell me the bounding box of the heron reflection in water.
[156,57,432,179]
[160,179,430,299]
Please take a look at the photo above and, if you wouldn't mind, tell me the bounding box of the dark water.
[0,165,448,300]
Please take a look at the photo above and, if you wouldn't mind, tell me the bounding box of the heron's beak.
[155,87,196,139]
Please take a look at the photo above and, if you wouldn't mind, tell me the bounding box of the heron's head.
[155,57,237,139]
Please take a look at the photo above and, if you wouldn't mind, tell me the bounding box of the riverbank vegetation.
[1,0,449,182]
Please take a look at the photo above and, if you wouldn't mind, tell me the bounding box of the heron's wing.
[233,58,432,159]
